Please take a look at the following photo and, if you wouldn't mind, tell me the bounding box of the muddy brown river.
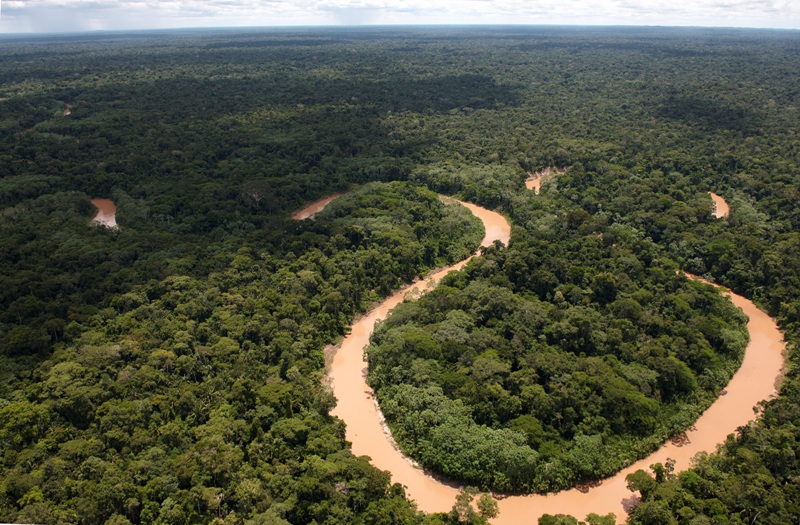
[709,192,730,219]
[291,194,343,220]
[91,198,117,228]
[301,193,784,523]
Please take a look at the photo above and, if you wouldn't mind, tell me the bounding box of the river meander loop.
[297,194,784,523]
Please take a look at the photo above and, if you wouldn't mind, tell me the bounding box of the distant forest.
[1,26,800,525]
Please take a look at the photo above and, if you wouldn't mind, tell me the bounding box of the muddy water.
[291,194,343,220]
[328,201,510,511]
[91,198,117,228]
[709,192,730,219]
[328,196,785,522]
[526,167,562,195]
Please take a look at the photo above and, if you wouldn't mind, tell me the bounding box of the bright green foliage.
[442,488,497,525]
[540,512,616,524]
[539,515,579,525]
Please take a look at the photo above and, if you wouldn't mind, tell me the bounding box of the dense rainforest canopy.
[1,25,800,524]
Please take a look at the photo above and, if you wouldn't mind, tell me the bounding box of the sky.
[1,0,799,33]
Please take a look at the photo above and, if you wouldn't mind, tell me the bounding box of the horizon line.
[2,23,799,38]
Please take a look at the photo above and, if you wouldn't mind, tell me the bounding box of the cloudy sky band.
[1,0,798,33]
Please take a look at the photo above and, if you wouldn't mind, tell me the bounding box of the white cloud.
[0,0,798,32]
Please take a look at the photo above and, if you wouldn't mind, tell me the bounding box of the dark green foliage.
[0,179,481,524]
[539,514,616,525]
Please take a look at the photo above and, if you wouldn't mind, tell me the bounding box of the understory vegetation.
[1,25,800,524]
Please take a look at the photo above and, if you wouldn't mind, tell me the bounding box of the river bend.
[298,194,785,523]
